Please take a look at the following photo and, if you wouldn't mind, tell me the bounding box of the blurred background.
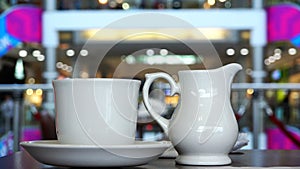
[1,0,300,156]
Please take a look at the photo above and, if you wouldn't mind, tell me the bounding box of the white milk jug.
[143,63,242,165]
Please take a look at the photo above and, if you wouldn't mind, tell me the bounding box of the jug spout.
[222,63,242,82]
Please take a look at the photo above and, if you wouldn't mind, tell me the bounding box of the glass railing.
[56,0,253,10]
[0,82,300,157]
[5,0,300,11]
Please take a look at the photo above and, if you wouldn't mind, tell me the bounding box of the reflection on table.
[1,150,300,169]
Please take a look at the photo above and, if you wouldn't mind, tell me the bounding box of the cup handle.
[143,72,180,136]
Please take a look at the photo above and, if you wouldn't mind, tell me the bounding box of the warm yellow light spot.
[247,88,254,95]
[98,0,108,5]
[28,77,35,84]
[26,89,34,95]
[241,31,250,40]
[207,0,216,6]
[36,89,43,96]
[122,3,130,10]
[291,92,299,99]
[203,2,211,9]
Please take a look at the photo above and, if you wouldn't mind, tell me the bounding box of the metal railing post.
[251,0,267,149]
[12,91,22,152]
[251,46,267,149]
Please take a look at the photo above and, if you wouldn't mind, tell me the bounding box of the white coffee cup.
[53,78,141,145]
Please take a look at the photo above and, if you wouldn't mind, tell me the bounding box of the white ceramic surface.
[143,63,242,165]
[20,140,172,167]
[53,78,141,145]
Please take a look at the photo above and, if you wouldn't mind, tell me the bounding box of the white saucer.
[20,140,172,167]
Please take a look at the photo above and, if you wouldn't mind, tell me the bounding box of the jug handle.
[143,72,180,136]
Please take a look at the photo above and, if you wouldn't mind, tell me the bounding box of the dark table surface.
[1,150,300,169]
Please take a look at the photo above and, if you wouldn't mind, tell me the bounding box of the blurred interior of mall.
[1,0,300,156]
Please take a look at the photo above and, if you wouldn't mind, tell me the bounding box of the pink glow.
[5,6,42,43]
[267,4,300,43]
